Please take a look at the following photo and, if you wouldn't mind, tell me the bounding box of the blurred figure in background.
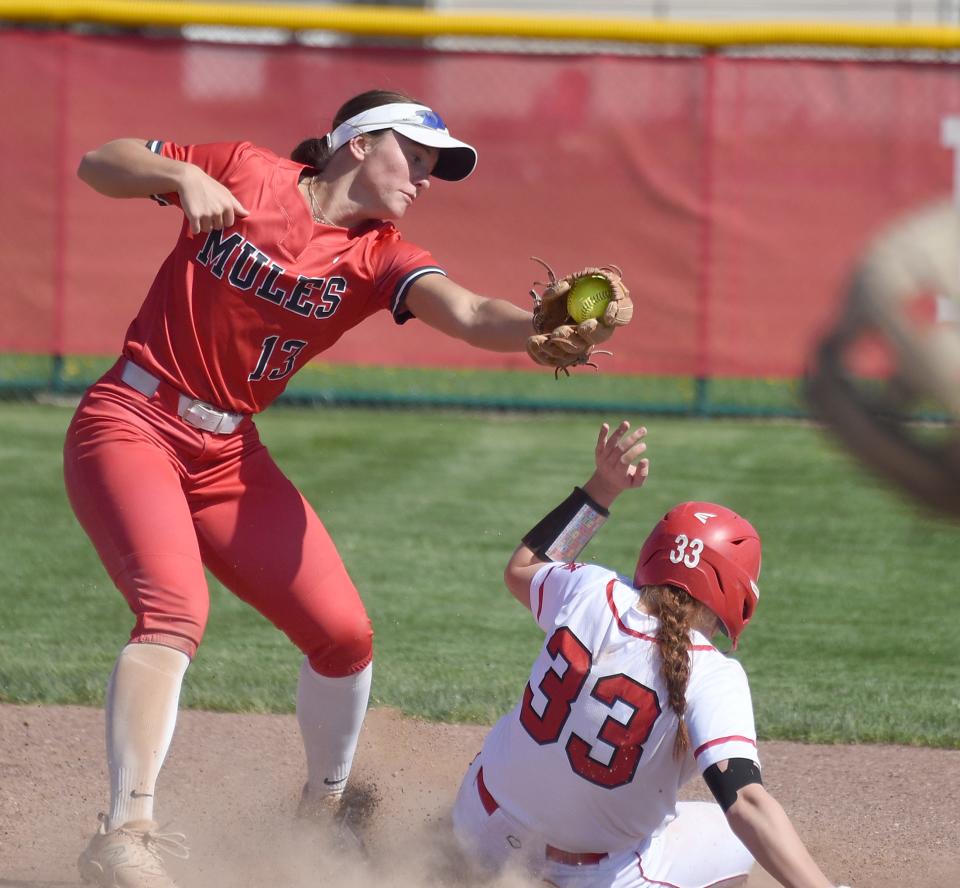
[806,198,960,519]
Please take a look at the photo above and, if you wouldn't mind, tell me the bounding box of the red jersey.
[122,140,443,414]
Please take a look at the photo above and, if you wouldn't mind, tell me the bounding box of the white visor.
[324,102,477,181]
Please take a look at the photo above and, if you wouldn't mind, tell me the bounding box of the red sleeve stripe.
[693,735,758,758]
[536,565,557,620]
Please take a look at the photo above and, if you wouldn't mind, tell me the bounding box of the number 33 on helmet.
[634,502,762,648]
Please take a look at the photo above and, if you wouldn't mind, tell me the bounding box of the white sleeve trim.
[390,266,446,317]
[146,140,171,205]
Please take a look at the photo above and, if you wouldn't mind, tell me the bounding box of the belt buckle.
[181,400,228,434]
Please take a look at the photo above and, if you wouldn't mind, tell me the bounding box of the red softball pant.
[63,363,372,677]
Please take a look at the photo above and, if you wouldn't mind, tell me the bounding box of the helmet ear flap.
[741,584,757,627]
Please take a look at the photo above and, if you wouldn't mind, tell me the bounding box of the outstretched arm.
[725,783,843,888]
[404,273,533,352]
[77,138,248,234]
[504,421,649,606]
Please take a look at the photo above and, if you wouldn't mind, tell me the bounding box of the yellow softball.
[567,275,612,324]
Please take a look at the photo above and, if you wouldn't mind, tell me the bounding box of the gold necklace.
[307,178,334,226]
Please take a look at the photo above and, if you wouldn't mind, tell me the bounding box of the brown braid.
[640,584,717,758]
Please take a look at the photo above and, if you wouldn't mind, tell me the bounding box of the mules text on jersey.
[197,229,346,320]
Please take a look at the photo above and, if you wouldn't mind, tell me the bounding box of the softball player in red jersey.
[452,422,853,888]
[66,88,538,888]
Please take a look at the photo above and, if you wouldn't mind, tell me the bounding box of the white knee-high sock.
[296,659,372,800]
[105,643,190,829]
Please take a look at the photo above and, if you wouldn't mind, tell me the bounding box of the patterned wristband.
[522,487,609,563]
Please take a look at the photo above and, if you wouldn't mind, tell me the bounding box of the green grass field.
[1,401,957,748]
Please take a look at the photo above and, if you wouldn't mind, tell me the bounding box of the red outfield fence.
[1,29,959,388]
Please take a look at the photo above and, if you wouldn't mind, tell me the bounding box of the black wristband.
[522,487,610,563]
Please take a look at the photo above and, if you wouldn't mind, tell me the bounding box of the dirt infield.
[1,703,958,888]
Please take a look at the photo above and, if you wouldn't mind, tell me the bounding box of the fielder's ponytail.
[290,137,333,172]
[290,87,421,173]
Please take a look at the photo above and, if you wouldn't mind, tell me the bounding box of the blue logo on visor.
[415,109,447,131]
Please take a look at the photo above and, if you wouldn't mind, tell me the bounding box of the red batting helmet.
[634,502,762,647]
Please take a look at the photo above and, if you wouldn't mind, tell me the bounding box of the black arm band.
[521,487,610,562]
[702,759,763,812]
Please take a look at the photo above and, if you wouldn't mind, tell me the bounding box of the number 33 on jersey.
[475,561,761,853]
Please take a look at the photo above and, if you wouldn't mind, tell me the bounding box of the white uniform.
[452,562,758,888]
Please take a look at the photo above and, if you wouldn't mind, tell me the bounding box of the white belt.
[120,360,246,435]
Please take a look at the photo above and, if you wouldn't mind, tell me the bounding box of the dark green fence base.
[0,352,813,417]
